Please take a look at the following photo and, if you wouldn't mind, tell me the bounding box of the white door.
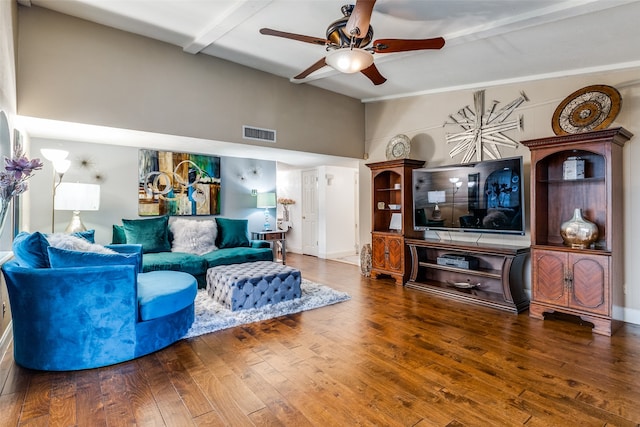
[302,169,319,256]
[353,170,360,254]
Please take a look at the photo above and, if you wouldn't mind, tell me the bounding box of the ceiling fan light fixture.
[325,48,373,74]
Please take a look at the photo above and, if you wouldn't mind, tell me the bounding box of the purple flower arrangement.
[0,147,43,200]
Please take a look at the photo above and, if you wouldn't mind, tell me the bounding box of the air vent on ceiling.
[243,125,276,143]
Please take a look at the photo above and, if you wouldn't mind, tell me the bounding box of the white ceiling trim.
[23,0,640,101]
[442,0,626,44]
[362,59,640,103]
[183,0,273,54]
[289,0,628,87]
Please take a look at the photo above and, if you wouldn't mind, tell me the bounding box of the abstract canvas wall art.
[138,149,221,216]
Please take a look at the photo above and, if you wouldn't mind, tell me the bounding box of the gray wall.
[29,138,277,245]
[17,6,365,160]
[361,68,640,323]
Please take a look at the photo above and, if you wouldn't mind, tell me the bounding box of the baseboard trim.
[0,321,12,363]
[620,306,640,326]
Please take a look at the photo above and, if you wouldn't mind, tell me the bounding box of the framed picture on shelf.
[389,213,402,231]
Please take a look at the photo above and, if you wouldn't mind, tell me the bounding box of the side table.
[251,230,286,264]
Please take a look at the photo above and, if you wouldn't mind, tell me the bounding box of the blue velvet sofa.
[2,232,197,371]
[112,216,274,287]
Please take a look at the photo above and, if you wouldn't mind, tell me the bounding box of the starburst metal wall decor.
[444,90,528,163]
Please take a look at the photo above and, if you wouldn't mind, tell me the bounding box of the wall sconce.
[54,182,100,232]
[325,174,335,185]
[256,192,276,231]
[251,189,258,197]
[40,149,71,232]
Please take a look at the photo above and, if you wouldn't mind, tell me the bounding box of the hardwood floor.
[1,253,640,426]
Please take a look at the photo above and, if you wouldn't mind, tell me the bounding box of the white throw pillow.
[46,233,117,254]
[170,218,218,255]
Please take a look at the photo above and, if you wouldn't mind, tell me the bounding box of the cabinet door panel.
[371,235,387,269]
[386,236,403,272]
[533,251,566,305]
[570,254,609,315]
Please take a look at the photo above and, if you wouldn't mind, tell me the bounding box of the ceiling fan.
[259,0,445,85]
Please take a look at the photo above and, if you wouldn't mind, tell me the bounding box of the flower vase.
[0,197,10,236]
[560,208,598,249]
[283,205,290,222]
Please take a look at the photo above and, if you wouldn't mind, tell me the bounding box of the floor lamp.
[449,177,462,226]
[40,149,71,233]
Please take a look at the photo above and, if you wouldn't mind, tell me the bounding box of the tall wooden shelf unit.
[521,127,633,336]
[367,159,424,285]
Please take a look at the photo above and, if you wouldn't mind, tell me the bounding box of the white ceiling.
[26,0,640,102]
[18,0,640,167]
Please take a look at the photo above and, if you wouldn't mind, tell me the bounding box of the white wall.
[362,67,640,324]
[0,0,17,251]
[277,165,358,259]
[28,138,277,244]
[0,0,19,344]
[276,168,302,253]
[319,165,359,259]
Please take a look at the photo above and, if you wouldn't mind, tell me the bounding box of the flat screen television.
[412,156,526,235]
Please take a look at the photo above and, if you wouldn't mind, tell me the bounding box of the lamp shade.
[53,159,71,174]
[40,148,68,162]
[427,191,446,204]
[256,192,276,208]
[54,183,101,211]
[325,48,374,73]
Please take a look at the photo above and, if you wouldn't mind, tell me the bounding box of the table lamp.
[54,182,101,232]
[256,192,276,231]
[427,190,446,220]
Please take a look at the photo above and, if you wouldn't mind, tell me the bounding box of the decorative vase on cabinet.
[366,159,424,285]
[522,127,633,336]
[560,208,599,249]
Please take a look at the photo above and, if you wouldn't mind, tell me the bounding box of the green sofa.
[113,216,273,287]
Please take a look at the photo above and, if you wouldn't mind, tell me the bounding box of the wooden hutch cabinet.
[366,159,424,285]
[522,127,632,335]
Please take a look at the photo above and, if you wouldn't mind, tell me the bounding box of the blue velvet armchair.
[2,238,197,371]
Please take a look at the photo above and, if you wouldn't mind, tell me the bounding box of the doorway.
[301,169,319,256]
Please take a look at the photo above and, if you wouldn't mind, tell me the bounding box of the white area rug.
[183,279,350,338]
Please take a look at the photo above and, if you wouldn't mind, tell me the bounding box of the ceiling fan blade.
[373,37,445,53]
[260,28,328,46]
[360,63,386,86]
[344,0,376,38]
[294,57,328,80]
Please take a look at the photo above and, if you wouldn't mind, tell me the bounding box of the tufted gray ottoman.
[206,261,302,311]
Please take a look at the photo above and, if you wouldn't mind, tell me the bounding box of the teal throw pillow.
[12,231,51,268]
[122,216,171,253]
[105,244,144,273]
[215,218,250,248]
[47,247,139,269]
[112,224,126,244]
[73,229,95,243]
